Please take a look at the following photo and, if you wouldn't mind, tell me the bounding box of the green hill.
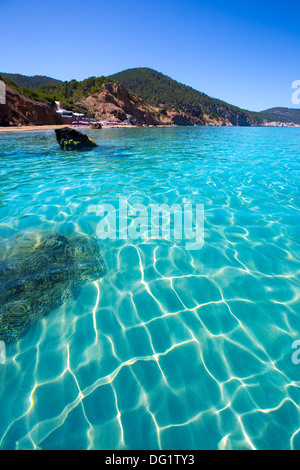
[36,76,110,104]
[260,107,300,125]
[110,67,211,108]
[108,67,265,125]
[0,73,63,89]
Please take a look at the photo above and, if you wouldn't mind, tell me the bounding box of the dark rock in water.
[171,114,193,126]
[55,127,99,150]
[91,122,102,129]
[0,232,106,345]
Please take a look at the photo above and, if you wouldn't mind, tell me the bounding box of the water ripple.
[0,127,299,450]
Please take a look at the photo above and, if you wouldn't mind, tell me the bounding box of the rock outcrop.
[91,122,102,129]
[171,114,193,126]
[0,86,64,127]
[0,231,106,345]
[79,82,162,126]
[55,127,98,150]
[78,82,228,127]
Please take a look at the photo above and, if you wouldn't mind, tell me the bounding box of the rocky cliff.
[79,82,160,125]
[0,86,64,127]
[78,81,262,127]
[79,82,198,126]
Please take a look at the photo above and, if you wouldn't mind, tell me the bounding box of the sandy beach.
[0,124,140,134]
[0,125,70,134]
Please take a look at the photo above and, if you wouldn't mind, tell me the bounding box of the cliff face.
[260,107,300,125]
[79,82,162,125]
[78,82,258,127]
[0,86,64,127]
[209,105,253,126]
[79,82,197,126]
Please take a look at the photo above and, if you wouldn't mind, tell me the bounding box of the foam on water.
[0,127,299,450]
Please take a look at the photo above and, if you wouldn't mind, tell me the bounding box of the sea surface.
[0,126,299,450]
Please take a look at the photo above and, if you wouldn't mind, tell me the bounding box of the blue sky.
[0,0,299,111]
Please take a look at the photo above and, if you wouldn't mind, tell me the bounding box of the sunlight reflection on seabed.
[0,128,300,450]
[2,241,299,450]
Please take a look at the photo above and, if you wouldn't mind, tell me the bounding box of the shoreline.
[0,123,299,134]
[0,124,141,134]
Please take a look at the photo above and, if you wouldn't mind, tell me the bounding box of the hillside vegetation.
[261,107,300,125]
[0,75,111,116]
[1,68,293,127]
[109,68,267,125]
[0,73,62,89]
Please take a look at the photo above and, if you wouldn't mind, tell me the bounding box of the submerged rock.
[91,122,102,129]
[55,127,99,150]
[0,232,106,345]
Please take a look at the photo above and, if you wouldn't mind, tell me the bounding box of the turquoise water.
[0,126,299,450]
